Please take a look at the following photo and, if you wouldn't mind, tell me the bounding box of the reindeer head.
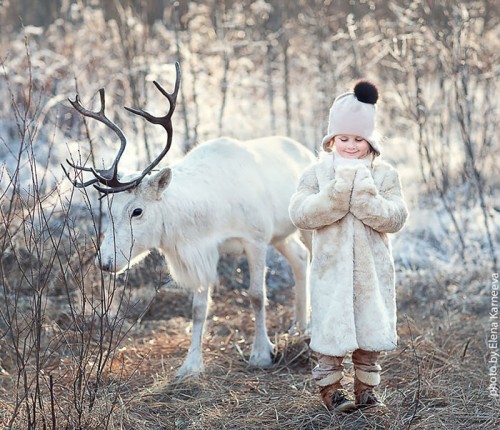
[64,63,180,272]
[98,167,173,272]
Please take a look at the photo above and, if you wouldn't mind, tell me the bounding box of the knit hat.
[322,81,381,156]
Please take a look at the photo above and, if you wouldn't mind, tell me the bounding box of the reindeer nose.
[101,261,112,272]
[96,256,113,272]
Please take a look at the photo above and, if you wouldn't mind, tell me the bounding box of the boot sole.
[356,401,386,410]
[334,400,357,413]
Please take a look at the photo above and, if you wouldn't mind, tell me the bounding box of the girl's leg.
[313,354,356,413]
[312,354,344,387]
[352,349,385,408]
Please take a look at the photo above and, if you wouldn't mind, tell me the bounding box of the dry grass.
[115,286,496,430]
[2,273,493,429]
[0,238,497,429]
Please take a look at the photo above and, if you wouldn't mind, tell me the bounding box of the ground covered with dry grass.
[0,184,497,430]
[113,278,497,430]
[3,255,493,429]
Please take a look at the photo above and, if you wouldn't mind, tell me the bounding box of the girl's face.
[333,135,371,159]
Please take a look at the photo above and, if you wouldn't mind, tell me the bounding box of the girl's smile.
[334,135,371,159]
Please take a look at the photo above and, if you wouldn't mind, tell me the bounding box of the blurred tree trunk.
[112,0,152,164]
[184,13,201,151]
[279,0,291,136]
[265,42,276,135]
[173,1,192,152]
[282,36,291,137]
[214,1,230,137]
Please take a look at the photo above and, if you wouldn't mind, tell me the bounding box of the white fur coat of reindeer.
[64,64,315,377]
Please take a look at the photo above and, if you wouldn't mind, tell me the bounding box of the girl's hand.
[352,165,378,197]
[289,163,355,230]
[333,164,361,195]
[349,165,409,233]
[331,166,358,194]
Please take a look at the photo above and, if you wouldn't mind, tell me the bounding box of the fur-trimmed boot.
[313,354,356,413]
[354,377,385,409]
[352,349,385,409]
[319,383,356,413]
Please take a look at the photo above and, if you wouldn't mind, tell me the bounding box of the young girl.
[289,81,408,413]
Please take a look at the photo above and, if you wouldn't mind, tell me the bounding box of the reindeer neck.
[157,165,211,246]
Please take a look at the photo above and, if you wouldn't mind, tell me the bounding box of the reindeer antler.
[123,61,181,184]
[63,62,181,194]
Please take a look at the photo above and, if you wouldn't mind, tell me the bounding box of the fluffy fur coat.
[289,153,408,357]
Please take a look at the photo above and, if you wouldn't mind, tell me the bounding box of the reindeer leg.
[176,286,210,378]
[244,242,275,368]
[275,233,310,334]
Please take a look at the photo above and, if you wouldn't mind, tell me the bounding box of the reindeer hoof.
[175,362,205,379]
[248,354,273,368]
[248,343,275,368]
[288,322,311,337]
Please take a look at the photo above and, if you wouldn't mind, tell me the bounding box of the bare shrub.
[377,1,498,269]
[0,42,151,429]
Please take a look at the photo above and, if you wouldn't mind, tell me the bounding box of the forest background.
[0,1,498,429]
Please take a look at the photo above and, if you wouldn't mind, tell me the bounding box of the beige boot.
[313,354,356,413]
[354,376,385,409]
[352,349,385,409]
[320,383,356,413]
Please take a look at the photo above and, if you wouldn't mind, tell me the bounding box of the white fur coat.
[289,153,408,357]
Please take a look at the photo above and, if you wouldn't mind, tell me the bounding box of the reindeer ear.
[146,167,172,199]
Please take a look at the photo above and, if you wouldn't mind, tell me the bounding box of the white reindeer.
[64,63,314,377]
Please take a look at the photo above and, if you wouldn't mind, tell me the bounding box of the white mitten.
[353,165,378,197]
[332,165,358,194]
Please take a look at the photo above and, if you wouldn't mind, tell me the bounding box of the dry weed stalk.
[381,1,497,268]
[0,41,156,428]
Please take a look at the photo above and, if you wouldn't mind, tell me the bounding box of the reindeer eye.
[131,208,143,218]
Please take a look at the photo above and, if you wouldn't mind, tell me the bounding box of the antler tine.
[151,61,181,115]
[67,89,128,184]
[64,62,181,195]
[124,61,181,178]
[61,162,99,188]
[124,62,180,125]
[65,158,118,186]
[65,157,94,173]
[93,181,140,195]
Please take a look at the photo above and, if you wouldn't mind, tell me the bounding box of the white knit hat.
[322,81,381,156]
